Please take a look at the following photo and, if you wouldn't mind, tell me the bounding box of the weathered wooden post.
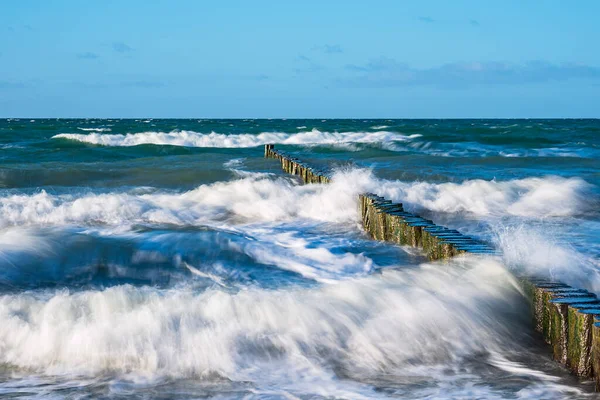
[265,144,274,158]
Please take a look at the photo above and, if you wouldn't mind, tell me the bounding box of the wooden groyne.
[265,144,600,388]
[521,279,600,381]
[265,144,331,184]
[265,144,496,260]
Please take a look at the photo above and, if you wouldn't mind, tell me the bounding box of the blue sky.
[1,0,599,118]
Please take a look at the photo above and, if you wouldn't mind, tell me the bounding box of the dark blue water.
[0,119,598,399]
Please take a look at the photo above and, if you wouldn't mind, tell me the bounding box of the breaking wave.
[0,258,561,399]
[0,175,362,229]
[0,169,594,231]
[52,129,421,148]
[374,176,596,218]
[0,170,595,286]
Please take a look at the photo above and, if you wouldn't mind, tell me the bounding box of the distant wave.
[77,127,112,132]
[53,129,421,148]
[370,125,389,129]
[404,140,596,159]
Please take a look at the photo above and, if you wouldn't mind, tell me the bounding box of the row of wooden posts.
[264,144,600,389]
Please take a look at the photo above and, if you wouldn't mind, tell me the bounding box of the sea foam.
[52,129,421,148]
[0,171,595,284]
[0,258,538,397]
[77,127,112,132]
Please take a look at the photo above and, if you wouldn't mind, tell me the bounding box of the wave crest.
[52,129,420,148]
[0,259,524,384]
[374,176,595,218]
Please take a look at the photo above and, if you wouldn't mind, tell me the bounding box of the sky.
[1,0,599,118]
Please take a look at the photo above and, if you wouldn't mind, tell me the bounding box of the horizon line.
[1,117,599,120]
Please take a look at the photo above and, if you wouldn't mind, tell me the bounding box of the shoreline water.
[0,119,598,398]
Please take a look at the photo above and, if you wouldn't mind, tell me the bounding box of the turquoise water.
[0,119,599,399]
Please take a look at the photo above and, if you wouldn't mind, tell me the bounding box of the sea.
[0,119,599,399]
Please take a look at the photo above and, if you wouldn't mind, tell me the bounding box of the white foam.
[223,158,245,169]
[76,127,112,132]
[0,171,592,233]
[0,174,372,282]
[0,258,538,398]
[371,176,594,218]
[237,226,373,282]
[0,144,24,149]
[0,170,595,283]
[495,224,600,294]
[0,172,368,229]
[52,129,420,148]
[0,227,53,256]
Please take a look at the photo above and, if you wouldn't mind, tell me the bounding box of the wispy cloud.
[75,80,166,89]
[0,81,27,89]
[418,16,435,23]
[312,44,344,54]
[295,54,325,74]
[341,58,600,88]
[77,52,99,60]
[7,24,34,33]
[120,80,164,88]
[112,42,134,53]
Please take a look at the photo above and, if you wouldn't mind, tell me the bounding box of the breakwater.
[265,144,495,259]
[265,144,600,389]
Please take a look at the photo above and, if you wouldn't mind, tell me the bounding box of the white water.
[77,127,112,132]
[53,129,421,148]
[1,258,581,399]
[53,129,597,158]
[0,169,596,287]
[0,170,592,230]
[372,175,595,218]
[404,140,598,158]
[0,166,597,397]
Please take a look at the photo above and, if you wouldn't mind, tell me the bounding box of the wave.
[373,176,595,218]
[0,170,595,284]
[494,224,600,294]
[1,258,561,399]
[0,174,363,229]
[0,170,594,230]
[76,127,112,132]
[0,144,24,149]
[53,129,594,158]
[401,140,593,158]
[223,158,245,169]
[0,173,371,282]
[52,129,421,148]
